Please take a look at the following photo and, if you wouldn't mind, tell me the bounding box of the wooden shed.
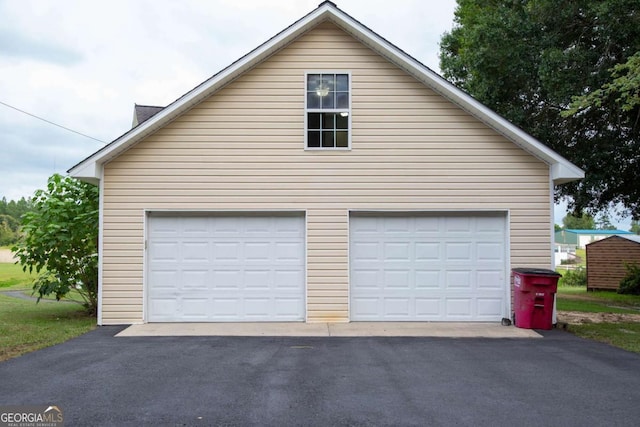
[586,235,640,291]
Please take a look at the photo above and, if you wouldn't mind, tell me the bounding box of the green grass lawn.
[556,286,640,311]
[0,294,95,361]
[556,298,639,314]
[0,262,96,361]
[0,262,86,303]
[0,262,34,291]
[556,286,640,353]
[568,322,640,353]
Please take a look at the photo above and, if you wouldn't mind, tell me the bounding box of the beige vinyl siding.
[100,21,551,324]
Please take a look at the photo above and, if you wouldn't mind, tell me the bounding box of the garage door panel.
[384,242,410,259]
[384,270,410,288]
[350,214,506,321]
[444,217,473,233]
[245,298,270,317]
[150,241,179,261]
[149,270,178,288]
[445,242,472,260]
[352,217,378,233]
[149,299,178,318]
[149,217,179,236]
[182,270,208,289]
[445,270,473,289]
[415,298,441,317]
[182,218,209,235]
[445,298,473,317]
[244,242,270,261]
[382,217,412,233]
[477,271,504,289]
[352,297,379,318]
[415,270,441,288]
[477,242,504,260]
[182,298,208,319]
[351,241,378,260]
[182,242,209,261]
[212,270,241,289]
[244,270,270,289]
[416,242,439,260]
[477,216,506,231]
[385,298,411,317]
[214,242,240,261]
[352,270,378,288]
[274,298,304,318]
[414,217,440,233]
[148,214,305,322]
[274,269,305,289]
[276,242,304,261]
[477,298,503,317]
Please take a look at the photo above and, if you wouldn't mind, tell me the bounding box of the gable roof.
[587,234,640,246]
[132,104,164,128]
[68,0,584,185]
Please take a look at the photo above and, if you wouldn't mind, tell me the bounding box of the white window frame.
[304,71,352,150]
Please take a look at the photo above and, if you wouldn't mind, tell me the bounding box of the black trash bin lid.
[512,268,562,277]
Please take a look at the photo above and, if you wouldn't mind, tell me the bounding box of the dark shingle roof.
[133,104,164,128]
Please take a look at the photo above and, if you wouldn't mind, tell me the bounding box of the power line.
[0,100,107,144]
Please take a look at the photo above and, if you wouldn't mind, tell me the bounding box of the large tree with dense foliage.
[440,0,640,218]
[0,197,32,245]
[12,174,99,314]
[562,213,595,230]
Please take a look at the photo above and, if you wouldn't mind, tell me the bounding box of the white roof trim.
[69,1,583,185]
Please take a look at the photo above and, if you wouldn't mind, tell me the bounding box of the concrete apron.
[116,322,542,338]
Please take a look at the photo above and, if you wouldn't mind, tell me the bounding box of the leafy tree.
[565,51,640,116]
[562,212,595,230]
[0,196,32,222]
[440,0,640,217]
[596,213,617,230]
[554,223,562,232]
[12,174,99,314]
[631,220,640,234]
[0,214,20,246]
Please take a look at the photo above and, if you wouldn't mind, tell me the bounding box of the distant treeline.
[0,197,32,246]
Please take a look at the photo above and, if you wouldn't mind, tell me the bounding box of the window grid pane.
[308,113,321,130]
[306,73,349,149]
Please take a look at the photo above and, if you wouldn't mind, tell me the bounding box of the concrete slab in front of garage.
[115,322,542,338]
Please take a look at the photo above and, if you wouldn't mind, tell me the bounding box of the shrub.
[618,263,640,295]
[561,267,587,287]
[12,174,98,315]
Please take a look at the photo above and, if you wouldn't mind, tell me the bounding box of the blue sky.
[0,0,631,229]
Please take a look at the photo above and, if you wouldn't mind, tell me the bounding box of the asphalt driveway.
[1,327,639,426]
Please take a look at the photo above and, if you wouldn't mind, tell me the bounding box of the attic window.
[305,72,351,149]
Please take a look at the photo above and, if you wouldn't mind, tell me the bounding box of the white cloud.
[4,0,628,229]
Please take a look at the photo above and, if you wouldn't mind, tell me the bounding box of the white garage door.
[147,214,305,322]
[350,213,507,321]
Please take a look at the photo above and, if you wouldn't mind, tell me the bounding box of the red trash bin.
[512,268,562,330]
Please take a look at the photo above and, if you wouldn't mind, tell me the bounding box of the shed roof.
[68,1,584,186]
[587,234,640,246]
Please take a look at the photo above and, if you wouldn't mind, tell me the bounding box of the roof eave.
[68,5,336,180]
[69,160,100,185]
[69,2,584,186]
[324,8,584,185]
